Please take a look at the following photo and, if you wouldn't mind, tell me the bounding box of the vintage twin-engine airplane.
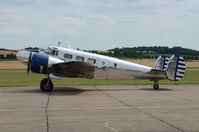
[16,46,185,92]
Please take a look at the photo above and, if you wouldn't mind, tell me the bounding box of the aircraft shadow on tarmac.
[19,86,173,96]
[139,88,173,91]
[19,87,85,96]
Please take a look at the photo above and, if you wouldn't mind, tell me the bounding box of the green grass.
[0,58,17,61]
[0,69,198,87]
[187,67,199,69]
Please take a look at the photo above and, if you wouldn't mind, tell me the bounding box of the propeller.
[27,51,32,75]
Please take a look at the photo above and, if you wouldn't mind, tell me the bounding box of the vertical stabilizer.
[154,56,170,70]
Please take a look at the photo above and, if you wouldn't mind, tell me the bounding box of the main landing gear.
[40,78,53,92]
[153,84,159,89]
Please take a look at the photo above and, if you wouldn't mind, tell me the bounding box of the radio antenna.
[58,42,61,47]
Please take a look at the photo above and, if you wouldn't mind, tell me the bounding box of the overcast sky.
[0,0,199,50]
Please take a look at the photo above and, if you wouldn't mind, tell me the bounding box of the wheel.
[40,78,53,92]
[153,84,159,89]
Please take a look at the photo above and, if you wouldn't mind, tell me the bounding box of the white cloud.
[86,14,116,24]
[62,16,87,25]
[0,28,28,35]
[6,15,26,21]
[0,7,12,13]
[0,0,199,50]
[58,30,79,35]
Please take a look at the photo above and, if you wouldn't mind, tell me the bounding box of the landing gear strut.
[40,78,53,92]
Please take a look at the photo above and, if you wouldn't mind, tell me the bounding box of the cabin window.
[64,54,72,59]
[76,56,84,61]
[87,58,96,64]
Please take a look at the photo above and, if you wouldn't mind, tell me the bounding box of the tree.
[0,54,4,58]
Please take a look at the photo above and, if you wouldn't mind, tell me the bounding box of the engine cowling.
[31,53,49,74]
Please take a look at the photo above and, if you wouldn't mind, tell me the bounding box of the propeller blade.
[27,51,32,75]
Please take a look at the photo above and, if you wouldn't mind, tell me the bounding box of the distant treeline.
[1,46,199,60]
[88,46,199,60]
[0,54,16,61]
[0,48,17,61]
[0,48,17,52]
[0,47,39,61]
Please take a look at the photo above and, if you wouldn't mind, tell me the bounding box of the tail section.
[166,55,185,81]
[154,56,170,70]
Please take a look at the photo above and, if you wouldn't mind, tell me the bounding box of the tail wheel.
[40,78,53,92]
[153,84,159,90]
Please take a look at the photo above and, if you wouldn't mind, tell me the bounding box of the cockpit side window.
[55,51,58,56]
[50,50,58,56]
[51,50,56,55]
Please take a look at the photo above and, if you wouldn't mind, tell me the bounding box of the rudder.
[166,55,185,81]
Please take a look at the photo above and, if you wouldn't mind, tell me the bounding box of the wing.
[48,62,167,80]
[48,61,95,79]
[93,67,167,80]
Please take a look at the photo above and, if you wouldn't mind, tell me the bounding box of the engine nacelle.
[31,53,49,74]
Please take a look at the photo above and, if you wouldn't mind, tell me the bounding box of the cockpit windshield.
[44,47,57,56]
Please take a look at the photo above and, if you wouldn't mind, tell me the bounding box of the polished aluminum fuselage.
[17,46,166,80]
[48,46,153,80]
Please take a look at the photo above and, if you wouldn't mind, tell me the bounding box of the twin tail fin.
[154,55,185,81]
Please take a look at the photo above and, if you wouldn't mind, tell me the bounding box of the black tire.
[153,84,159,90]
[40,78,53,92]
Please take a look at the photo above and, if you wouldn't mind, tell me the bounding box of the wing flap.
[48,61,95,79]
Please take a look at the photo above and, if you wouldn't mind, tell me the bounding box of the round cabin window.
[101,61,105,65]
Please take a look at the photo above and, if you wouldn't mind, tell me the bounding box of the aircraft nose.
[16,51,21,59]
[16,50,31,63]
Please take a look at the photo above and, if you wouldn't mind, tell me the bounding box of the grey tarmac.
[0,85,199,132]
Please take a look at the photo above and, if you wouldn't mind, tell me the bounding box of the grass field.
[0,58,17,61]
[0,70,198,87]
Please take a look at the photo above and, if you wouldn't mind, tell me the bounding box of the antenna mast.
[58,42,61,47]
